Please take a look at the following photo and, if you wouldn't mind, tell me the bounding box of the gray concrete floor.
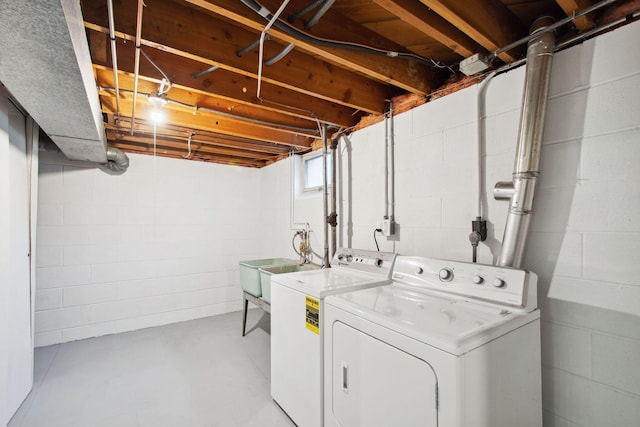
[9,309,295,427]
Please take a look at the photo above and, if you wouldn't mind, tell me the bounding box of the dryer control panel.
[391,256,538,311]
[334,248,396,278]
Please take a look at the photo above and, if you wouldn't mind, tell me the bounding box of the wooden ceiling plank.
[111,141,266,167]
[556,0,596,31]
[184,0,437,94]
[99,91,313,149]
[104,117,298,155]
[88,31,359,128]
[106,130,278,160]
[370,0,486,58]
[82,0,394,114]
[418,0,526,62]
[93,67,320,138]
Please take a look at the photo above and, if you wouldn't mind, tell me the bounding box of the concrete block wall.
[259,21,640,426]
[35,152,264,347]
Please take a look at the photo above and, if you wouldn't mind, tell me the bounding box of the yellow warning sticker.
[305,296,320,334]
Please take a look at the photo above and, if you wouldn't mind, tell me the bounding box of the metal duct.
[322,124,331,267]
[0,0,108,163]
[329,137,338,259]
[101,146,130,174]
[494,16,556,268]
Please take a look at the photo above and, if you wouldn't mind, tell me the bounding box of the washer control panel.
[334,248,396,277]
[391,256,537,310]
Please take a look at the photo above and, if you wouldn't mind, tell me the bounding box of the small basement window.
[303,152,331,192]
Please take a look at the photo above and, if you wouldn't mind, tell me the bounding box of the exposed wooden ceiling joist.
[73,0,636,167]
[556,0,596,30]
[87,32,360,129]
[82,0,395,114]
[370,0,486,58]
[418,0,526,61]
[185,0,440,94]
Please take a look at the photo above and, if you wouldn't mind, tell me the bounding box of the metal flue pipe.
[321,124,331,267]
[329,137,338,259]
[495,16,556,268]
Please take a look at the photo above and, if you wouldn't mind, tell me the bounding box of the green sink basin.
[239,258,299,297]
[259,263,321,304]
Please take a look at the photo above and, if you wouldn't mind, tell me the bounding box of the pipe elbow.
[101,146,130,174]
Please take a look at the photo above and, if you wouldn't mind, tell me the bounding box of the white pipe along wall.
[30,19,640,427]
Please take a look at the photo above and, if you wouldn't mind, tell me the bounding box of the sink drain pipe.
[494,16,556,268]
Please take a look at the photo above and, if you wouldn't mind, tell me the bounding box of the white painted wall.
[0,89,37,426]
[35,152,266,346]
[260,21,640,427]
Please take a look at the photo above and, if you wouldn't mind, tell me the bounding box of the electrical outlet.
[381,219,394,237]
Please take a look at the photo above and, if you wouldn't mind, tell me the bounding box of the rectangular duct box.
[460,53,490,76]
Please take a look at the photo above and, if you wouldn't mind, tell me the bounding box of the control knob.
[337,254,345,261]
[472,275,484,285]
[438,268,453,282]
[345,254,353,262]
[375,258,383,267]
[493,278,506,288]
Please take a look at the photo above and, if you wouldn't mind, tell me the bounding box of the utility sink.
[239,258,299,298]
[259,263,321,304]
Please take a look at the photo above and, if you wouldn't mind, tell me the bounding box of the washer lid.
[327,284,539,355]
[272,268,391,299]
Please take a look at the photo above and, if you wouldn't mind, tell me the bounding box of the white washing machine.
[270,248,397,427]
[323,256,542,427]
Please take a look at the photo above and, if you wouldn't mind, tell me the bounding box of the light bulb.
[149,109,165,123]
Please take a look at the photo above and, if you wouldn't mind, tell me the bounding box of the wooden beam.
[419,0,526,62]
[87,31,360,129]
[109,140,267,167]
[184,0,437,94]
[82,0,394,114]
[556,0,596,30]
[370,0,486,58]
[93,66,320,138]
[106,129,278,160]
[600,0,640,25]
[98,90,313,149]
[104,120,292,156]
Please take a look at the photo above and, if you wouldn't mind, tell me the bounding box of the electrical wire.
[373,229,381,252]
[240,0,456,73]
[257,0,291,98]
[183,132,194,158]
[141,48,172,94]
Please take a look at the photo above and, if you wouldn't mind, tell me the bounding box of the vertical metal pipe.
[322,124,330,267]
[330,137,338,259]
[389,102,395,224]
[107,0,121,120]
[496,17,556,268]
[384,107,389,219]
[130,0,144,135]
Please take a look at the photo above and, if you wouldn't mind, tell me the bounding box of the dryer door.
[330,321,438,427]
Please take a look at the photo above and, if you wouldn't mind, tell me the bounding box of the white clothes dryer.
[323,256,542,427]
[270,248,396,427]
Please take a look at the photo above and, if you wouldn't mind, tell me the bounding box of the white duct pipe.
[495,16,556,268]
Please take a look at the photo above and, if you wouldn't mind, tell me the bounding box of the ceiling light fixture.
[147,92,168,108]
